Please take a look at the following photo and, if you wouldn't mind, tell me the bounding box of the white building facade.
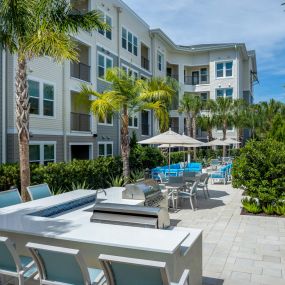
[0,0,257,164]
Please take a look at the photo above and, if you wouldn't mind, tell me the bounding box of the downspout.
[2,50,6,163]
[115,6,122,155]
[62,62,67,161]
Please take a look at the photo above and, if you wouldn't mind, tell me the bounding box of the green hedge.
[0,157,122,192]
[232,139,285,205]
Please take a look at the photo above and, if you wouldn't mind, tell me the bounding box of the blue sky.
[123,0,285,103]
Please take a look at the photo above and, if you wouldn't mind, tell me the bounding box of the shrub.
[274,202,285,216]
[262,204,275,215]
[242,197,262,214]
[232,139,285,206]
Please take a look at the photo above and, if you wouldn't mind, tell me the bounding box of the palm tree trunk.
[15,57,30,201]
[192,115,197,160]
[121,106,130,179]
[222,121,227,157]
[186,114,191,163]
[208,128,213,142]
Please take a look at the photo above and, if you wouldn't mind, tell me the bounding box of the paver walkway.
[170,183,285,285]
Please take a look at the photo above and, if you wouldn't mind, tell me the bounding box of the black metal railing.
[70,62,91,82]
[71,112,91,132]
[184,75,209,85]
[141,56,150,71]
[141,123,150,136]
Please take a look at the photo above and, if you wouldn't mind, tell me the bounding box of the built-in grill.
[122,182,164,207]
[90,181,170,229]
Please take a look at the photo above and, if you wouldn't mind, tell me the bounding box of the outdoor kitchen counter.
[0,189,202,285]
[0,189,190,254]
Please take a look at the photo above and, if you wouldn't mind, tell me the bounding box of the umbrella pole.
[168,145,171,175]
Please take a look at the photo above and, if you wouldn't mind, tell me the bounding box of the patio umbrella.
[203,139,230,147]
[223,138,241,145]
[138,129,203,172]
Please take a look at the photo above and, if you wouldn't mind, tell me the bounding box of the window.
[129,113,138,128]
[157,52,164,71]
[216,61,233,78]
[200,68,208,83]
[216,88,233,100]
[98,113,113,125]
[98,53,113,79]
[28,79,55,117]
[200,93,208,101]
[98,142,113,157]
[122,28,138,56]
[98,11,112,40]
[30,142,55,165]
[122,65,138,79]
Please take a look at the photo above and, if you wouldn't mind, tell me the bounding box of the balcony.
[168,74,179,81]
[71,112,91,132]
[70,0,89,14]
[184,75,209,85]
[141,123,150,136]
[141,56,150,71]
[70,62,91,82]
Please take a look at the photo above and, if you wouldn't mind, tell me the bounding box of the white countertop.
[0,189,199,254]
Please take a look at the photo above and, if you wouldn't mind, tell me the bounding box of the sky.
[123,0,285,103]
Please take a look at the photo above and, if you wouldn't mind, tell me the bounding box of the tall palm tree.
[178,93,203,160]
[215,97,235,157]
[197,99,217,142]
[79,68,176,178]
[232,99,248,144]
[0,0,106,201]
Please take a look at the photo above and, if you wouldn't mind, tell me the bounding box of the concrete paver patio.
[170,183,285,285]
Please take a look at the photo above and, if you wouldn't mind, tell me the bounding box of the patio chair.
[210,159,220,170]
[197,173,210,199]
[210,167,228,185]
[26,242,105,285]
[0,189,22,208]
[178,181,199,211]
[27,183,52,200]
[99,254,189,285]
[158,173,169,183]
[183,171,199,184]
[0,237,37,285]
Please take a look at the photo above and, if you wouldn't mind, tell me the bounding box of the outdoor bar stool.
[26,242,105,285]
[0,189,22,208]
[26,183,52,200]
[99,254,189,285]
[0,237,37,285]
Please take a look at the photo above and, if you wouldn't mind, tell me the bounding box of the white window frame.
[98,114,113,126]
[69,143,93,161]
[98,10,112,40]
[97,52,113,81]
[98,142,113,157]
[216,88,233,100]
[121,26,138,56]
[28,77,56,119]
[216,61,233,78]
[157,51,164,72]
[128,112,139,129]
[29,141,56,165]
[121,64,138,79]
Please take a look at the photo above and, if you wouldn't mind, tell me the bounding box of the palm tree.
[197,99,217,142]
[178,93,203,160]
[232,99,248,144]
[79,68,176,178]
[215,97,235,157]
[0,0,106,201]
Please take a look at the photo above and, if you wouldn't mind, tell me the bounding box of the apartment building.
[1,0,257,164]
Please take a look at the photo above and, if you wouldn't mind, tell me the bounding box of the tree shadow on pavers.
[203,276,224,285]
[205,190,229,198]
[179,197,226,210]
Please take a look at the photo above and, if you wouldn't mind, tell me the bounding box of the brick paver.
[170,183,285,285]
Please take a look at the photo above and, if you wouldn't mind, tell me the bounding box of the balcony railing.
[141,56,150,71]
[70,62,91,82]
[167,74,179,81]
[71,112,91,132]
[141,123,150,136]
[184,75,209,85]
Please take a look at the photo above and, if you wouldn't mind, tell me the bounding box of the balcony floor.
[170,183,285,285]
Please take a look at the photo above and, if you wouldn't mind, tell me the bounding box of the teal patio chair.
[26,242,105,285]
[99,254,189,285]
[0,237,37,285]
[27,183,52,200]
[0,189,22,208]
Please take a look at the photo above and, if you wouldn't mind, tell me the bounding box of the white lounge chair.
[99,254,189,285]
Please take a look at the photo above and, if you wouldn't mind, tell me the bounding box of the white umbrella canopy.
[158,143,203,148]
[204,139,230,147]
[223,138,241,145]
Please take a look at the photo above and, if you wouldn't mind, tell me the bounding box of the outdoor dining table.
[165,183,185,210]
